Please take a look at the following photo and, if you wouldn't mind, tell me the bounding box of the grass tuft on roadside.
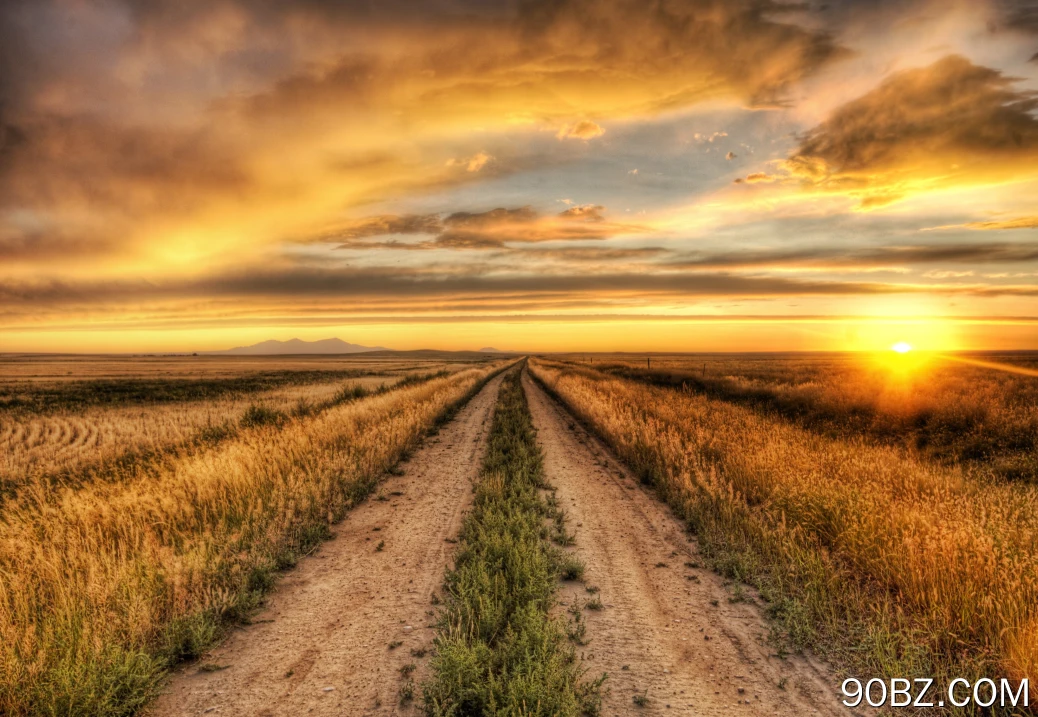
[423,367,602,716]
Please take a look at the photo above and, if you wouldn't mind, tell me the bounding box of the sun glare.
[872,340,927,376]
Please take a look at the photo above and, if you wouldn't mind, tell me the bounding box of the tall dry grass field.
[579,352,1038,482]
[0,362,506,716]
[530,358,1038,708]
[0,377,391,493]
[0,353,473,384]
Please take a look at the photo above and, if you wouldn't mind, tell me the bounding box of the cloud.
[924,270,974,278]
[3,1,1037,345]
[11,256,1038,335]
[442,206,539,228]
[557,204,606,221]
[794,55,1038,171]
[325,214,444,240]
[666,242,1038,270]
[0,221,119,261]
[227,0,845,124]
[447,151,495,172]
[0,267,922,315]
[503,246,669,262]
[927,216,1038,230]
[736,172,776,184]
[1004,0,1038,33]
[0,115,251,216]
[744,55,1038,206]
[327,204,645,250]
[437,205,644,247]
[0,0,846,287]
[557,121,605,140]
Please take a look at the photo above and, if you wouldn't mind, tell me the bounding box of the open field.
[555,352,1038,482]
[531,356,1038,709]
[0,354,482,410]
[0,355,487,499]
[3,351,1035,716]
[2,377,382,495]
[0,353,487,386]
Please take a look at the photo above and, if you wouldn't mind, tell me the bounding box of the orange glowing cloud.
[737,55,1038,207]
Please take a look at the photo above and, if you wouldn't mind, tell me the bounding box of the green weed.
[422,368,602,716]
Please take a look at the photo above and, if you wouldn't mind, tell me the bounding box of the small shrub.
[559,555,586,581]
[239,404,287,428]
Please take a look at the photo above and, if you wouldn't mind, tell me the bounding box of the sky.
[2,0,1038,353]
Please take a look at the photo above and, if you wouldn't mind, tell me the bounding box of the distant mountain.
[210,338,386,355]
[478,347,504,352]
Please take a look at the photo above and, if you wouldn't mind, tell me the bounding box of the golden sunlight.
[3,4,1038,715]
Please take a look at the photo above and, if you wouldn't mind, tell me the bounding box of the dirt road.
[150,373,505,717]
[523,371,846,717]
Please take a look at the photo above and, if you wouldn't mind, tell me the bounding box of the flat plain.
[1,350,1035,716]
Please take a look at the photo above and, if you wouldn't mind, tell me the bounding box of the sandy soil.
[522,371,847,717]
[150,373,505,717]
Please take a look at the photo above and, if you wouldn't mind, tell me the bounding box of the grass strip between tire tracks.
[422,365,603,716]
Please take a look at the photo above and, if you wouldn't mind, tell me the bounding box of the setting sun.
[892,342,913,354]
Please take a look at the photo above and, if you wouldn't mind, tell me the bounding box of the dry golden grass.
[1004,617,1038,703]
[571,352,1038,481]
[530,358,1038,708]
[0,353,472,384]
[0,362,506,716]
[0,378,389,489]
